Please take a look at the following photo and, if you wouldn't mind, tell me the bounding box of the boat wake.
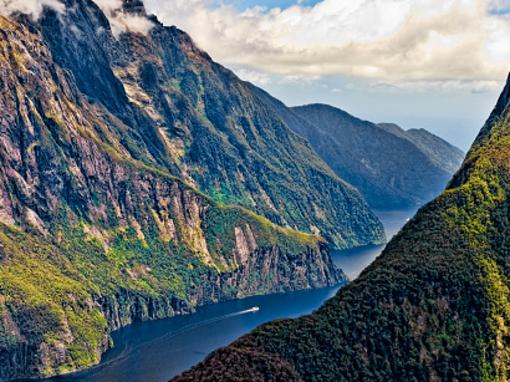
[144,306,261,347]
[70,307,261,376]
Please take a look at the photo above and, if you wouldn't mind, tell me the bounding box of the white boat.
[247,306,260,313]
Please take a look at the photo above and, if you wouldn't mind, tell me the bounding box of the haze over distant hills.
[377,123,464,174]
[251,86,464,209]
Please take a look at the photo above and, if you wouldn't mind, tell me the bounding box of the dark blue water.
[332,208,417,279]
[48,208,415,382]
[48,287,340,382]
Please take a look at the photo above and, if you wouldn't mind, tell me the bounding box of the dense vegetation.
[0,199,338,379]
[251,86,463,209]
[172,76,510,381]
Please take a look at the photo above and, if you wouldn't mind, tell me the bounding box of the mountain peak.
[475,72,510,146]
[122,0,146,14]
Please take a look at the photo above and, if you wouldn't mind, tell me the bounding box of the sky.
[141,0,510,150]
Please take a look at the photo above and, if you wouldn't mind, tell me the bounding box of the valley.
[175,75,510,382]
[0,1,483,381]
[46,287,340,382]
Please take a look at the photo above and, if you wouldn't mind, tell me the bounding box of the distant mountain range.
[173,76,510,382]
[378,122,464,173]
[252,86,464,209]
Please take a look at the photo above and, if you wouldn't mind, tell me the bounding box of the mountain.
[290,105,465,209]
[378,123,464,173]
[251,87,463,209]
[33,1,384,251]
[0,0,390,379]
[172,77,510,381]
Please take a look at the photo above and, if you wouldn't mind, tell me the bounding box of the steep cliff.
[0,5,347,381]
[251,85,463,209]
[172,76,510,382]
[32,0,384,250]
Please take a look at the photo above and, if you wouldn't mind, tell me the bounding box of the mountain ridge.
[250,87,463,209]
[34,0,385,250]
[378,122,464,174]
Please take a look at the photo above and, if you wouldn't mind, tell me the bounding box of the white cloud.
[0,0,153,36]
[370,79,501,93]
[235,68,272,85]
[143,0,510,85]
[0,0,65,18]
[2,0,508,89]
[93,0,154,36]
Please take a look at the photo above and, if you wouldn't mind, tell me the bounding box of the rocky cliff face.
[0,4,347,381]
[172,76,510,382]
[0,223,340,381]
[251,86,463,209]
[32,0,384,250]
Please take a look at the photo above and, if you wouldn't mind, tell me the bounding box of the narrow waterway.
[332,208,417,279]
[47,287,340,382]
[48,208,416,382]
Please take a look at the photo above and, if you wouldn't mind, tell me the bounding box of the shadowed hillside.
[251,85,463,209]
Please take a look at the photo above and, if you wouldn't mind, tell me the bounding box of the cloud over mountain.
[93,0,154,36]
[0,0,64,18]
[0,0,153,35]
[2,0,507,87]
